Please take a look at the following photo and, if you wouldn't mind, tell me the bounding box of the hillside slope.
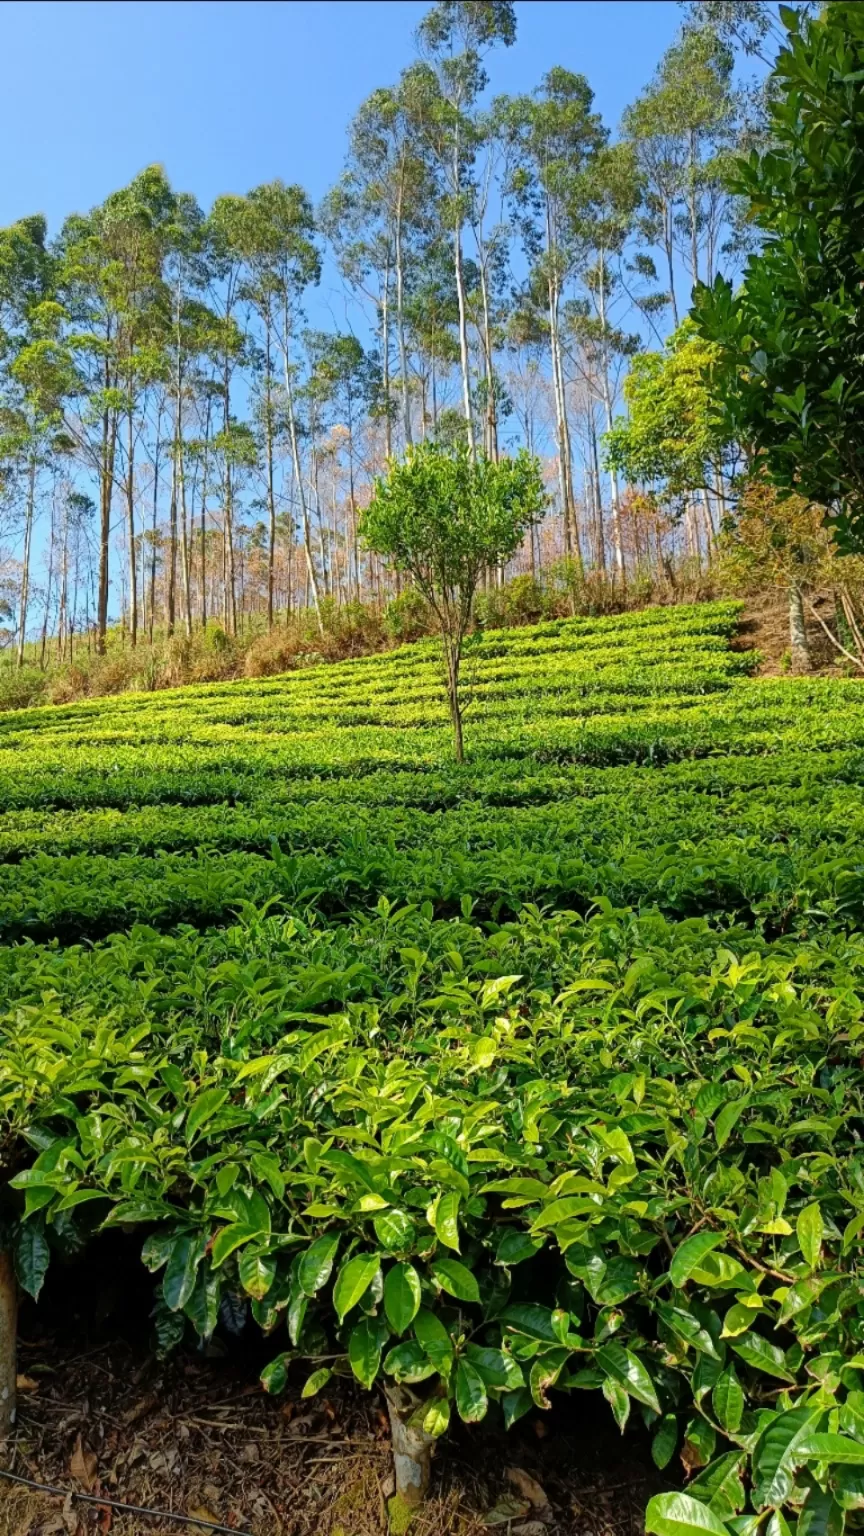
[0,601,861,942]
[3,600,864,1535]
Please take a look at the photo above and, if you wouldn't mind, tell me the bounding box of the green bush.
[3,599,864,1530]
[384,587,433,642]
[0,664,48,711]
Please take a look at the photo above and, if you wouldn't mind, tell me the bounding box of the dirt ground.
[0,1329,662,1536]
[734,590,853,675]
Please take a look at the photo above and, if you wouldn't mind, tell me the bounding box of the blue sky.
[1,0,684,234]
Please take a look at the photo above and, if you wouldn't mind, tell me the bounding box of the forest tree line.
[0,0,787,665]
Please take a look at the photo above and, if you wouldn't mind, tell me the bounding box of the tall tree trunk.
[149,431,159,646]
[395,196,412,450]
[57,497,69,662]
[789,584,812,674]
[97,406,117,654]
[347,404,359,602]
[178,441,193,639]
[590,415,607,576]
[545,196,579,566]
[597,259,624,580]
[281,310,323,632]
[167,455,177,637]
[265,338,277,629]
[200,397,211,629]
[126,408,138,647]
[701,486,716,555]
[39,492,55,669]
[665,202,679,327]
[477,247,498,461]
[16,452,36,668]
[222,372,237,636]
[452,129,475,455]
[381,265,393,461]
[688,129,699,293]
[174,381,193,641]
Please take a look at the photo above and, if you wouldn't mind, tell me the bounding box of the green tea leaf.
[798,1433,864,1465]
[348,1317,384,1389]
[715,1100,747,1149]
[502,1387,533,1429]
[670,1232,726,1288]
[797,1202,824,1271]
[495,1229,544,1266]
[433,1191,461,1252]
[712,1367,744,1434]
[596,1342,661,1413]
[752,1408,824,1510]
[384,1341,437,1384]
[301,1367,332,1399]
[645,1492,733,1536]
[185,1088,230,1144]
[384,1262,421,1334]
[465,1345,524,1392]
[163,1231,208,1311]
[260,1353,292,1394]
[298,1232,340,1297]
[14,1219,50,1300]
[333,1253,381,1324]
[429,1257,480,1303]
[421,1396,451,1438]
[731,1332,796,1384]
[414,1308,453,1372]
[652,1415,679,1470]
[238,1247,276,1302]
[455,1358,488,1423]
[374,1208,416,1253]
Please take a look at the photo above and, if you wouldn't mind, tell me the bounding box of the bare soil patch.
[0,1329,661,1536]
[733,590,853,675]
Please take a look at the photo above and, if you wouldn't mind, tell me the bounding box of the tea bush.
[3,600,864,1530]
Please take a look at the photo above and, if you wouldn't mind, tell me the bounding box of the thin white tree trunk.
[281,312,323,631]
[16,453,37,669]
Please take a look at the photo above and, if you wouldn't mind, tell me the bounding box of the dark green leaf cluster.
[693,2,864,548]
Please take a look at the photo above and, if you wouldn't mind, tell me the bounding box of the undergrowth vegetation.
[3,601,864,1532]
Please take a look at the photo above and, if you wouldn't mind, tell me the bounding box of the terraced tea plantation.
[4,600,864,1533]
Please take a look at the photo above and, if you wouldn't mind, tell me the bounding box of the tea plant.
[1,600,864,1528]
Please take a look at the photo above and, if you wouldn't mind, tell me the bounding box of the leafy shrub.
[0,665,48,711]
[3,599,864,1530]
[384,588,433,642]
[5,900,864,1534]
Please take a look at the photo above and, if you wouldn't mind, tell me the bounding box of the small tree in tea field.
[361,442,545,759]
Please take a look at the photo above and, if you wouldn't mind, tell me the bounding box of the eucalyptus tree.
[498,68,606,558]
[204,194,257,635]
[466,105,512,460]
[566,142,644,577]
[1,302,74,666]
[108,169,177,647]
[231,181,323,628]
[404,0,517,455]
[0,216,72,664]
[325,83,433,456]
[163,191,208,637]
[305,331,382,600]
[404,241,461,437]
[56,168,176,650]
[623,21,738,322]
